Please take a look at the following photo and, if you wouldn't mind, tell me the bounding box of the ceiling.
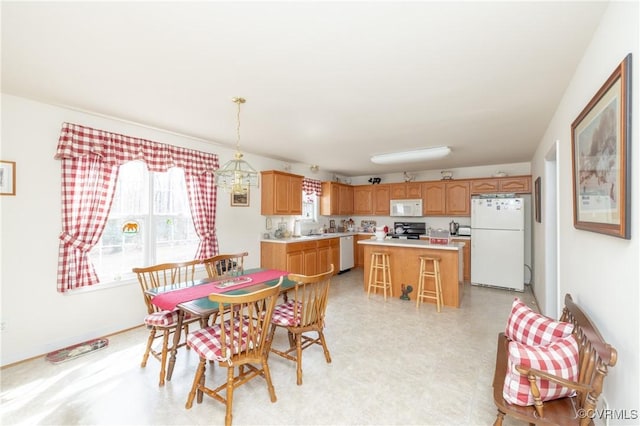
[1,1,608,177]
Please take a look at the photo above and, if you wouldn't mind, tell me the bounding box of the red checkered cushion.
[505,298,573,346]
[271,301,302,327]
[144,310,193,327]
[503,335,579,406]
[186,317,251,361]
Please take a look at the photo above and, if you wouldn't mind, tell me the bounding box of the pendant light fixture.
[215,97,259,195]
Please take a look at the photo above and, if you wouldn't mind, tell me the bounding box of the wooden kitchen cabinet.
[373,184,390,215]
[390,182,422,199]
[260,170,303,215]
[354,184,390,216]
[422,182,446,215]
[470,175,531,194]
[353,185,373,215]
[354,234,372,267]
[261,238,339,276]
[499,176,531,193]
[320,182,354,216]
[450,238,471,283]
[422,180,470,216]
[317,238,339,274]
[470,178,499,194]
[446,181,470,216]
[289,241,317,275]
[339,184,354,215]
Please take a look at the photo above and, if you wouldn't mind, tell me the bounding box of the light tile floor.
[1,269,535,425]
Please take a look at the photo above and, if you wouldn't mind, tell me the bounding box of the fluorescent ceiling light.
[370,146,451,164]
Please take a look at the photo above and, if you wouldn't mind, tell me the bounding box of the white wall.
[530,1,639,420]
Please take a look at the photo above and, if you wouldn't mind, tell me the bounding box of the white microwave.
[390,199,423,217]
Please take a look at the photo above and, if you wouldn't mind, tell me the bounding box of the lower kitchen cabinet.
[450,238,471,283]
[317,238,339,274]
[354,234,372,267]
[261,238,339,276]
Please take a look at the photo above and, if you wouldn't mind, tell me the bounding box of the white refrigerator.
[471,197,525,291]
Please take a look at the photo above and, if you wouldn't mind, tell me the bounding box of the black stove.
[388,222,426,239]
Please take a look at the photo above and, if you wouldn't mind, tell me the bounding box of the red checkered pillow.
[144,310,193,327]
[271,301,302,327]
[503,335,579,406]
[505,298,573,346]
[186,317,251,362]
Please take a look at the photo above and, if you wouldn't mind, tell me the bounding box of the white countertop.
[262,232,470,244]
[358,238,464,251]
[261,232,366,244]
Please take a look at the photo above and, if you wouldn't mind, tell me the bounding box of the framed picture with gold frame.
[231,189,249,207]
[571,53,631,239]
[0,161,16,196]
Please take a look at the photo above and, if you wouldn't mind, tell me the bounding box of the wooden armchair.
[132,259,205,386]
[267,264,334,385]
[185,281,282,426]
[493,294,617,425]
[202,252,248,278]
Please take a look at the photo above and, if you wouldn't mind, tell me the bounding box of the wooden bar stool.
[416,256,443,312]
[367,252,392,301]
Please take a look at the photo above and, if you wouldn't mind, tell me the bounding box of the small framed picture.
[231,189,249,207]
[534,177,542,223]
[329,219,336,228]
[0,161,16,196]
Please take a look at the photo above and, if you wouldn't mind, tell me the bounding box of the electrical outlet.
[0,321,6,332]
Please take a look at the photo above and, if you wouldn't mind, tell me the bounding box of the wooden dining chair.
[132,259,204,386]
[267,265,334,385]
[185,280,282,426]
[202,252,248,278]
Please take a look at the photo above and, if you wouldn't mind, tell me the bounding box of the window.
[55,122,219,293]
[89,161,200,283]
[301,178,322,222]
[302,193,318,221]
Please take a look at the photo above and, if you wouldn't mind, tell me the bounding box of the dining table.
[145,267,295,382]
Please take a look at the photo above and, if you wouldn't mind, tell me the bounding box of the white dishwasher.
[339,235,355,272]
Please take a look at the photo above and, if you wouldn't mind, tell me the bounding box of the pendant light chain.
[233,97,246,157]
[215,96,258,195]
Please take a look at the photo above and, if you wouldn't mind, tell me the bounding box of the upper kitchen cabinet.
[422,180,470,216]
[353,185,373,215]
[320,182,354,216]
[470,175,532,194]
[260,170,303,215]
[373,184,390,215]
[422,182,446,215]
[353,184,390,215]
[498,176,531,193]
[389,182,422,199]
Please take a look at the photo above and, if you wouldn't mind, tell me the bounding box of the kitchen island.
[358,238,464,308]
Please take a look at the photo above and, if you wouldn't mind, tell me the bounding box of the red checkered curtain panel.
[54,122,219,292]
[185,172,219,259]
[303,178,322,195]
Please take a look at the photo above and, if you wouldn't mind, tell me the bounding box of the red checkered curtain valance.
[303,178,322,195]
[54,122,220,292]
[55,122,219,176]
